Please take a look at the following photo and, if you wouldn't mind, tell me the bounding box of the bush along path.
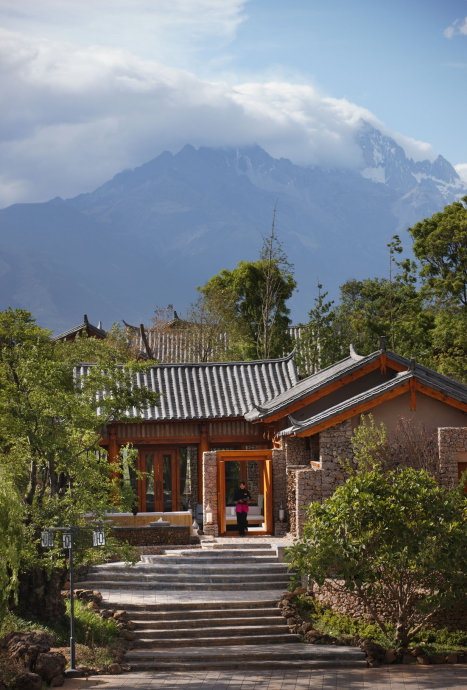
[75,540,366,672]
[279,592,467,667]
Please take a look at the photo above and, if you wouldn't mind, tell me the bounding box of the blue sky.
[0,0,466,206]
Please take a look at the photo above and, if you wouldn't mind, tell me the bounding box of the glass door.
[139,449,178,512]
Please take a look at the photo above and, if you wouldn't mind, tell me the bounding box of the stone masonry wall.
[284,437,309,467]
[320,420,354,499]
[202,451,219,536]
[314,580,467,632]
[438,427,467,488]
[272,449,287,536]
[295,467,323,537]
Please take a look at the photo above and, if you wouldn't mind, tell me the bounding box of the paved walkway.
[64,665,467,689]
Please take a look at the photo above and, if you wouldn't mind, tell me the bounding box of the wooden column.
[198,423,209,503]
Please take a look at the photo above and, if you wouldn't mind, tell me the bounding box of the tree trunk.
[15,566,66,624]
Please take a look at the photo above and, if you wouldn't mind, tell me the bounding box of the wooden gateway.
[86,343,466,537]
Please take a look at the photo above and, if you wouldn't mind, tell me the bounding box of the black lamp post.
[41,523,106,673]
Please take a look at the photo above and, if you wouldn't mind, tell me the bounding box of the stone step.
[132,615,285,628]
[133,632,300,648]
[118,600,279,612]
[133,623,290,638]
[76,578,289,588]
[89,562,289,575]
[151,550,277,559]
[127,658,367,671]
[125,643,366,665]
[203,543,274,550]
[86,571,290,583]
[142,555,280,564]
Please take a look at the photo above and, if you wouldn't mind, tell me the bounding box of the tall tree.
[409,196,467,308]
[0,309,158,621]
[199,216,296,360]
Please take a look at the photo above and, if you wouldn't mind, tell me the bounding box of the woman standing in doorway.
[234,481,251,536]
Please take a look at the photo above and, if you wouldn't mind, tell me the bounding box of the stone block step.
[204,543,274,550]
[133,632,300,648]
[125,642,365,664]
[127,658,367,671]
[147,550,277,560]
[134,623,290,639]
[85,571,290,583]
[118,600,279,612]
[76,579,290,591]
[89,563,289,575]
[128,607,282,622]
[132,615,286,629]
[142,555,280,564]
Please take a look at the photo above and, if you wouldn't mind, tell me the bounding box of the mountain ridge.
[0,121,465,333]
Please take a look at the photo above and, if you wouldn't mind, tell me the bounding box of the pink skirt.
[236,503,249,513]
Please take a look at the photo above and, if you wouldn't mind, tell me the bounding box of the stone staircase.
[77,541,366,671]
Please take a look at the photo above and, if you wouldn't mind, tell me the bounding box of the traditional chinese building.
[85,341,466,537]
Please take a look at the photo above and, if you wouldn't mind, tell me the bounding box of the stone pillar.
[272,448,287,536]
[438,427,467,488]
[202,451,219,536]
[295,467,323,537]
[284,436,309,467]
[320,420,353,499]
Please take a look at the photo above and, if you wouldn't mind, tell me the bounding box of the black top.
[234,487,251,504]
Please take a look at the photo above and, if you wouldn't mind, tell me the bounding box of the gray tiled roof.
[279,365,467,437]
[245,350,382,422]
[76,354,298,421]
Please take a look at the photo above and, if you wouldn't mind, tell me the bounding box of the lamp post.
[41,523,106,673]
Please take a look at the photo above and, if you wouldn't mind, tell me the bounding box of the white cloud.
[454,163,467,184]
[443,16,467,39]
[0,24,436,206]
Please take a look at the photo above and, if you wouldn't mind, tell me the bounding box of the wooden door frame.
[137,447,179,512]
[216,450,273,536]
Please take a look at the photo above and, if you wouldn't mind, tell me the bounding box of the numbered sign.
[92,527,106,547]
[41,530,54,548]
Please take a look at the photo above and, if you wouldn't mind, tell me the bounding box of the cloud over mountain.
[0,13,436,207]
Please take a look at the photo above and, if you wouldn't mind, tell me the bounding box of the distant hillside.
[0,121,464,333]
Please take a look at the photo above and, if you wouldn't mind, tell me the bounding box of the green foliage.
[64,599,119,646]
[0,308,158,612]
[0,468,26,618]
[350,414,387,473]
[287,466,467,650]
[409,196,467,308]
[199,222,296,360]
[297,283,347,375]
[312,604,394,647]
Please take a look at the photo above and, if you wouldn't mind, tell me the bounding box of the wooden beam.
[409,378,417,411]
[198,423,209,503]
[414,381,467,413]
[294,382,410,437]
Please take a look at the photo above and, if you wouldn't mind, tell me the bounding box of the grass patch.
[0,610,56,640]
[61,599,119,647]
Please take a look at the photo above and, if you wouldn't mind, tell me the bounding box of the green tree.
[298,283,346,375]
[333,241,433,359]
[0,309,158,622]
[287,467,466,651]
[409,196,467,308]
[199,222,296,360]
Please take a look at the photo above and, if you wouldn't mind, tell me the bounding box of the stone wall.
[286,468,297,535]
[313,580,467,631]
[112,525,192,546]
[247,461,260,502]
[202,450,219,536]
[295,466,323,536]
[284,437,309,467]
[320,420,354,499]
[272,449,287,536]
[438,427,467,488]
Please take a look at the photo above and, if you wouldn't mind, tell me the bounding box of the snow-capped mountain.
[0,123,465,332]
